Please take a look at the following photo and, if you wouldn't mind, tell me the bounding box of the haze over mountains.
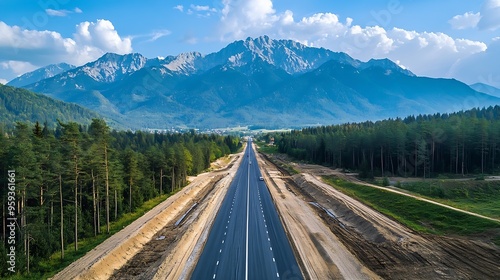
[8,36,500,129]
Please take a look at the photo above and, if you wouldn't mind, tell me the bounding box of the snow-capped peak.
[206,35,360,74]
[79,53,148,82]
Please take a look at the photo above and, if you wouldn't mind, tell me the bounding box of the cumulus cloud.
[478,0,500,30]
[173,5,184,12]
[73,20,132,57]
[1,61,38,75]
[0,78,8,85]
[0,19,132,79]
[449,12,481,29]
[220,0,278,40]
[450,39,500,88]
[217,0,488,79]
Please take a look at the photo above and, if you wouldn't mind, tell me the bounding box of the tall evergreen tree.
[89,119,111,234]
[59,122,81,251]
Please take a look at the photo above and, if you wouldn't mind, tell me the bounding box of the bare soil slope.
[262,153,500,279]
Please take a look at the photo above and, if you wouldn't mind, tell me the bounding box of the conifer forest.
[0,119,241,275]
[269,106,500,178]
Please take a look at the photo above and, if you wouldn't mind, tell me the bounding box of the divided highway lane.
[191,140,302,280]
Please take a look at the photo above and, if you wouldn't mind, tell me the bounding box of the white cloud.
[0,19,132,78]
[45,8,82,17]
[450,39,500,88]
[478,0,500,30]
[0,78,8,85]
[216,0,488,79]
[1,61,38,75]
[131,29,172,42]
[191,5,217,12]
[148,30,171,42]
[46,9,70,17]
[220,0,278,40]
[173,5,184,12]
[46,7,83,17]
[73,20,132,59]
[449,12,481,30]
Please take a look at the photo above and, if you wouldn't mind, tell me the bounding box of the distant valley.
[7,36,500,129]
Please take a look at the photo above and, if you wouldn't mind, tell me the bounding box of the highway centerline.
[246,155,250,280]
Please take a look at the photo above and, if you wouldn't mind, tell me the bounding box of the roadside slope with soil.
[51,152,242,280]
[260,151,500,279]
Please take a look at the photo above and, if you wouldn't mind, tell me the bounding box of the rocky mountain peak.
[7,62,76,87]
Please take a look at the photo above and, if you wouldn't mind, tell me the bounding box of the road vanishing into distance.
[191,140,303,280]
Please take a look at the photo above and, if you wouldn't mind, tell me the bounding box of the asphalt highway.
[191,140,302,280]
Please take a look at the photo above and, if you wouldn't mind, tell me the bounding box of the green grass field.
[323,176,500,244]
[394,180,500,220]
[255,143,279,154]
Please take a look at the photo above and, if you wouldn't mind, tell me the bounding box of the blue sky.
[1,0,499,87]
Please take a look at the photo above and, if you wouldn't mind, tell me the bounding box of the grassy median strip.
[322,176,500,244]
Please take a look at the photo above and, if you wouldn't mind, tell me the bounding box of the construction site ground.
[52,145,500,280]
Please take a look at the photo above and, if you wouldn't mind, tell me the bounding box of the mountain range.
[8,35,500,129]
[8,63,75,88]
[470,83,500,98]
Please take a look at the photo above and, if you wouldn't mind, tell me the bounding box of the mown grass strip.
[322,176,500,244]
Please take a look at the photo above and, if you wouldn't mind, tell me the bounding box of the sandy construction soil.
[108,152,244,280]
[255,147,379,279]
[263,153,500,279]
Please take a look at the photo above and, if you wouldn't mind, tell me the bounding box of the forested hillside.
[0,119,241,276]
[268,106,500,178]
[0,85,104,129]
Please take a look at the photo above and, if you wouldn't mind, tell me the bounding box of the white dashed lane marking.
[257,177,281,279]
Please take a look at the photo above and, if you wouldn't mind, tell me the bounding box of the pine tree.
[89,119,111,234]
[59,122,81,251]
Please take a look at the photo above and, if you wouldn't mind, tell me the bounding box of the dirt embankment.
[109,153,244,280]
[151,169,238,280]
[259,152,500,279]
[256,149,379,280]
[109,174,227,279]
